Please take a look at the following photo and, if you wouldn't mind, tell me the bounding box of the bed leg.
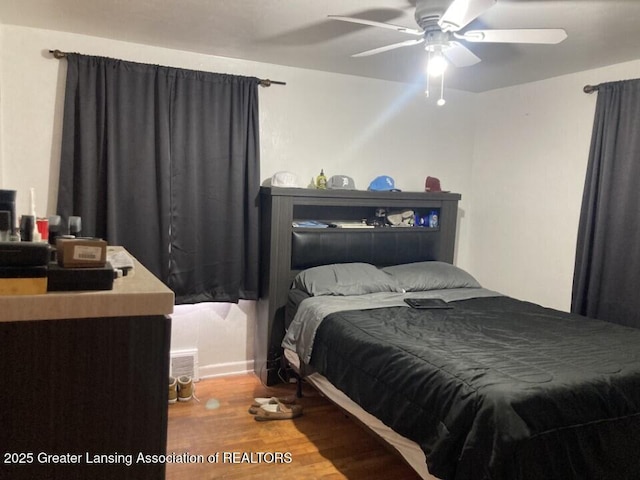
[296,376,303,398]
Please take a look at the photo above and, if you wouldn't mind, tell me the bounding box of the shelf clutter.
[0,237,121,295]
[292,207,440,229]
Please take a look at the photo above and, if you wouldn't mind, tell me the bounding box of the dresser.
[0,248,174,479]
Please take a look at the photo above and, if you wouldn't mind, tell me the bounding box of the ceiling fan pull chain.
[425,51,431,98]
[438,70,446,107]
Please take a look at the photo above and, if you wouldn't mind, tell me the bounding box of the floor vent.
[170,349,199,382]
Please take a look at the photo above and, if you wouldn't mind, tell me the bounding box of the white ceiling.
[1,0,640,92]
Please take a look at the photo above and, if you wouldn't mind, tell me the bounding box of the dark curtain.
[571,78,640,328]
[57,54,260,303]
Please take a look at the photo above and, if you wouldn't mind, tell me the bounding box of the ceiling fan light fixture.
[425,51,447,107]
[427,50,448,77]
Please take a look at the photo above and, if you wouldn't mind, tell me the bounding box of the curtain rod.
[583,84,600,94]
[49,49,286,87]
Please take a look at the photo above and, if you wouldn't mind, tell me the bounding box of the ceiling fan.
[329,0,567,105]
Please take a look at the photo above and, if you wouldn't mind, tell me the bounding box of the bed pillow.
[382,261,481,292]
[293,263,403,297]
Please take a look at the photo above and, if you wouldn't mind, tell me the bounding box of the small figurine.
[316,169,327,189]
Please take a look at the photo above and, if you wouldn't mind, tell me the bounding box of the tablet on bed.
[404,298,452,309]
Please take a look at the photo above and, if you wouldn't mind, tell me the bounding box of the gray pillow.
[382,261,481,292]
[293,263,403,296]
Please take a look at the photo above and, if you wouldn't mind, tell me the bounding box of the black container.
[0,211,10,241]
[47,262,114,291]
[0,190,16,233]
[68,216,82,236]
[48,215,62,245]
[20,215,34,242]
[0,242,50,267]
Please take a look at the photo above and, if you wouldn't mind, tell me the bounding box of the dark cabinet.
[0,250,174,479]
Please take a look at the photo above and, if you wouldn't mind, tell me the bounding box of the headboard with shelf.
[256,186,461,385]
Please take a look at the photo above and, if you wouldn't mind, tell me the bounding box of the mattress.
[284,292,640,480]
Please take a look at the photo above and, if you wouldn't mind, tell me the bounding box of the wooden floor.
[166,373,422,480]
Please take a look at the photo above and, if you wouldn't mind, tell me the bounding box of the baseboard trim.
[198,360,255,379]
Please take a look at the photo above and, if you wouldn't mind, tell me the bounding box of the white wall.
[470,59,640,311]
[0,25,477,377]
[170,301,256,378]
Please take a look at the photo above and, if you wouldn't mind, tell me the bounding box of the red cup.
[36,218,49,241]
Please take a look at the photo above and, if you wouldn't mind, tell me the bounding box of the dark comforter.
[309,296,640,480]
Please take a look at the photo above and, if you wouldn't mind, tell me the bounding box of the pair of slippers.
[249,397,303,421]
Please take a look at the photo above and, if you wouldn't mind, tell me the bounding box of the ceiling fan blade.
[458,28,568,44]
[444,41,481,67]
[439,0,497,33]
[352,38,424,57]
[327,15,423,36]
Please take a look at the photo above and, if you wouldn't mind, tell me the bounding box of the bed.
[281,261,640,480]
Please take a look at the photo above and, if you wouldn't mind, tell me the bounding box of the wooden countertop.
[0,247,174,322]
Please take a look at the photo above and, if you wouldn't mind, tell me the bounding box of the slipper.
[254,399,303,421]
[248,396,295,415]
